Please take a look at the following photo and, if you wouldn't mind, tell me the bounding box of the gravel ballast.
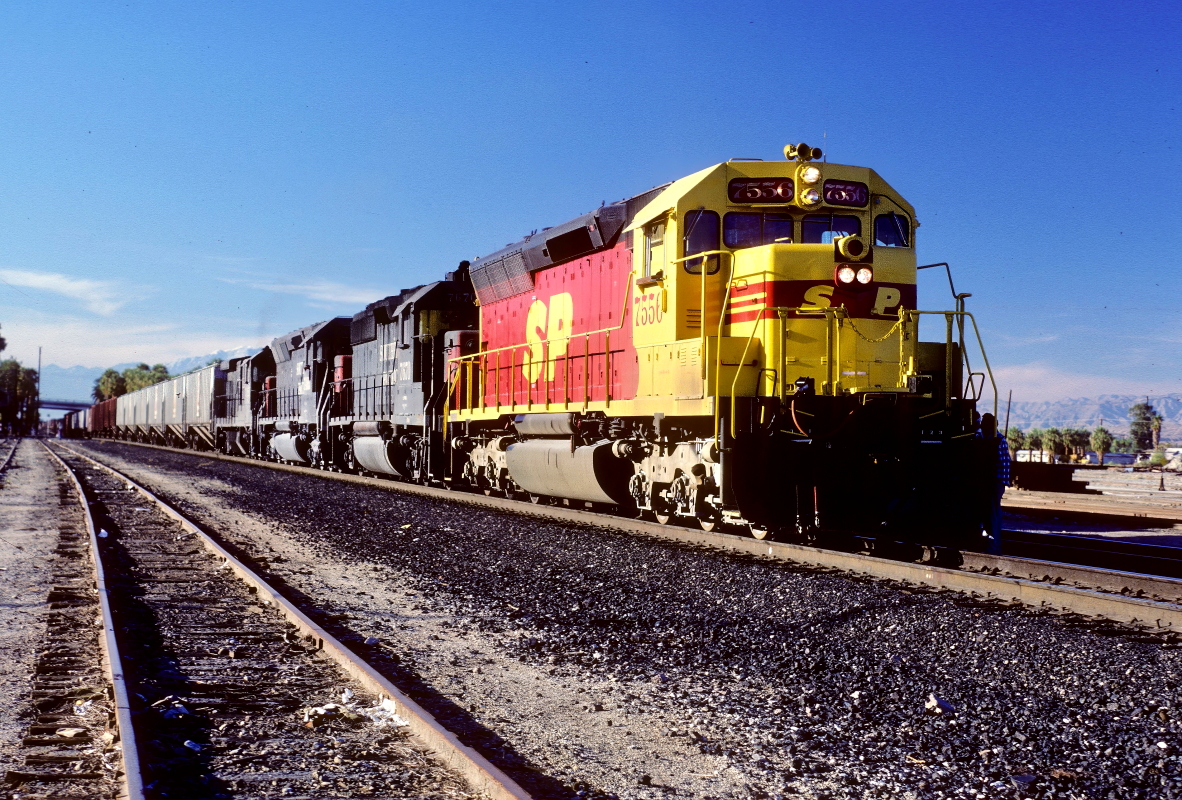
[73,441,1182,799]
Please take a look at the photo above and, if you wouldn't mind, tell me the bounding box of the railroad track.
[41,441,529,800]
[999,528,1182,579]
[71,439,1182,639]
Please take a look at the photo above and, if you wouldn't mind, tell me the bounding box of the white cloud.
[993,362,1181,403]
[0,268,128,316]
[218,276,384,307]
[993,332,1060,346]
[0,313,272,370]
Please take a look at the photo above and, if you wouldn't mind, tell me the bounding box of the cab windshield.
[723,213,794,249]
[802,215,861,244]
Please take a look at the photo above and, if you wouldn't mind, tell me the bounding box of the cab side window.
[874,212,911,247]
[802,214,861,244]
[683,210,720,274]
[644,221,665,278]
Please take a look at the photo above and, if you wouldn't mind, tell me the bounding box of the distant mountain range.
[39,347,261,404]
[1003,393,1182,440]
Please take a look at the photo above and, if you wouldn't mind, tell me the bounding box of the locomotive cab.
[621,149,998,547]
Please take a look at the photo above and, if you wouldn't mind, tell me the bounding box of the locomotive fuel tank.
[504,438,633,505]
[270,432,311,463]
[351,421,416,477]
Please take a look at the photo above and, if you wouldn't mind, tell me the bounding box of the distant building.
[1083,451,1137,466]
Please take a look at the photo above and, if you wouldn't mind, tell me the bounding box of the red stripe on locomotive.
[725,280,916,323]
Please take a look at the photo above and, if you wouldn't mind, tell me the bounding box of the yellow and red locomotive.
[447,143,1002,548]
[94,142,1004,554]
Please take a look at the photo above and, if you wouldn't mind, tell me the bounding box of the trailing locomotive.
[90,143,1006,555]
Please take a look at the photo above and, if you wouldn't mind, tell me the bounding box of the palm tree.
[1091,427,1113,465]
[1026,428,1044,462]
[1006,427,1026,459]
[1042,428,1063,463]
[92,369,126,401]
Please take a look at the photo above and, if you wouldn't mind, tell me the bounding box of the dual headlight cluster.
[799,165,822,205]
[836,265,874,286]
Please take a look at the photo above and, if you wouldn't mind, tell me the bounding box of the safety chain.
[845,315,904,343]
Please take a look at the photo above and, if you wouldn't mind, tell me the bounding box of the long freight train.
[81,144,1006,555]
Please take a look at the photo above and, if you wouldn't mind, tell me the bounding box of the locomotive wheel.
[748,523,774,540]
[697,517,718,532]
[654,511,673,525]
[528,493,549,505]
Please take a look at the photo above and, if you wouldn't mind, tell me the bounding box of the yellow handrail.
[723,305,830,439]
[906,310,997,418]
[668,248,734,387]
[667,249,739,442]
[717,306,996,438]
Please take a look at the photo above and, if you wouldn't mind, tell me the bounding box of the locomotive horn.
[785,143,822,162]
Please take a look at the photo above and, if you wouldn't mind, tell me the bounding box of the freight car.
[94,143,1005,555]
[61,408,89,438]
[114,363,222,448]
[89,397,117,438]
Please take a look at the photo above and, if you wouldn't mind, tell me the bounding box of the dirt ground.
[0,441,67,772]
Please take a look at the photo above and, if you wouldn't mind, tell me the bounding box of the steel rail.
[76,439,1182,632]
[1001,529,1182,580]
[40,441,146,800]
[0,437,19,474]
[54,443,533,800]
[961,550,1182,605]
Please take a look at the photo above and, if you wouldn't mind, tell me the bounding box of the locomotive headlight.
[856,267,873,284]
[836,266,856,284]
[801,188,821,205]
[801,166,821,185]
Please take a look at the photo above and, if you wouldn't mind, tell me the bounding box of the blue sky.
[0,0,1179,402]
